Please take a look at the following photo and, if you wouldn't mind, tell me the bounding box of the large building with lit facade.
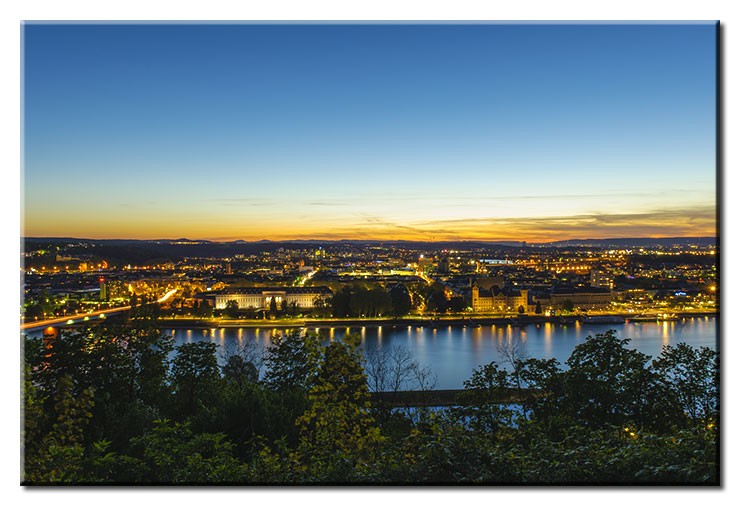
[202,286,333,310]
[471,281,530,313]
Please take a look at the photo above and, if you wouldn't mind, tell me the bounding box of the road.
[20,288,178,331]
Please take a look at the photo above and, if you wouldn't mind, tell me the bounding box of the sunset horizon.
[20,229,718,244]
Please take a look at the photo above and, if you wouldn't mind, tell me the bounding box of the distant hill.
[21,236,717,267]
[537,237,716,248]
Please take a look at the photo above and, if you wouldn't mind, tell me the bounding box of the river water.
[165,316,718,389]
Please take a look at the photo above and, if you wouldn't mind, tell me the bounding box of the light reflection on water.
[163,317,717,389]
[543,323,552,356]
[24,317,717,390]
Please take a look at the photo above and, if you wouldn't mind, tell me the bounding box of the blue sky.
[22,22,717,241]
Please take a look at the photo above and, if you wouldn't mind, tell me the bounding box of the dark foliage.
[22,326,719,485]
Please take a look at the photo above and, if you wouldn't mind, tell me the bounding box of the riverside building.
[202,286,333,310]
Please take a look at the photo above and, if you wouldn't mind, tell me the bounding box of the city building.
[99,277,130,301]
[544,287,614,311]
[417,255,434,273]
[590,269,615,289]
[471,281,529,313]
[201,286,333,310]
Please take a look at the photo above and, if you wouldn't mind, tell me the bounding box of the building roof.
[203,286,333,296]
[473,276,505,291]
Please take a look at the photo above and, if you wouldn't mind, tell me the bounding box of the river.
[165,316,718,389]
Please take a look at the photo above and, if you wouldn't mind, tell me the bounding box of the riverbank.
[155,315,570,329]
[32,311,716,334]
[154,311,717,330]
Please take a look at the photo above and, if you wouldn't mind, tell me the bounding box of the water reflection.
[471,327,482,353]
[158,317,716,390]
[543,323,553,355]
[661,321,671,346]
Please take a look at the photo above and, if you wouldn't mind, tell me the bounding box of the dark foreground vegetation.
[22,319,718,485]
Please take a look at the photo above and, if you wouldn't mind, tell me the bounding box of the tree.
[24,302,45,320]
[561,299,574,313]
[330,284,395,318]
[291,335,383,481]
[25,324,174,450]
[365,345,419,422]
[129,419,247,483]
[22,364,47,483]
[170,342,221,420]
[23,374,95,484]
[562,330,658,429]
[367,286,392,317]
[81,439,148,483]
[119,324,174,412]
[195,300,213,319]
[515,357,563,427]
[517,305,525,314]
[535,301,543,314]
[365,345,417,394]
[220,338,263,387]
[330,287,352,318]
[389,284,412,317]
[263,331,322,392]
[425,284,449,314]
[651,343,718,425]
[446,297,467,313]
[224,300,240,319]
[496,338,529,413]
[243,305,258,319]
[222,355,259,387]
[455,362,515,433]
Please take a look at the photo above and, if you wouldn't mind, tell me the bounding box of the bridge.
[21,289,178,332]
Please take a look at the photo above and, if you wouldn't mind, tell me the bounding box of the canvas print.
[21,22,719,485]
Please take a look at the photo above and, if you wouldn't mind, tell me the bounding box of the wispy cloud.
[401,205,716,242]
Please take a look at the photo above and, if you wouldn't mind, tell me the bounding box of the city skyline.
[22,22,718,243]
